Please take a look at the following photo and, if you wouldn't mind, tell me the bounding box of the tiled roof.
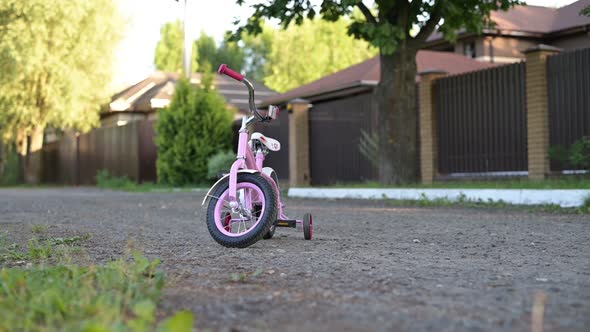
[108,72,277,115]
[261,50,496,106]
[428,0,590,42]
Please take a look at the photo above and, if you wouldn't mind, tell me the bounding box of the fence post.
[524,45,561,180]
[288,98,311,187]
[418,69,447,184]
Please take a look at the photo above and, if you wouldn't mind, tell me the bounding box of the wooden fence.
[547,48,590,171]
[42,120,157,185]
[434,62,528,174]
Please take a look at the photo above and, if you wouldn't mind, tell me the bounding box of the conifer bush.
[156,73,233,185]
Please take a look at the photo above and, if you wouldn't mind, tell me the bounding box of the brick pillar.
[523,45,561,180]
[288,99,311,186]
[418,69,447,184]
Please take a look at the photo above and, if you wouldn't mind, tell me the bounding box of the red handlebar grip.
[217,64,244,82]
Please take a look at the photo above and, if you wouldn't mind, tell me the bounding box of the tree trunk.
[23,126,44,184]
[373,46,418,185]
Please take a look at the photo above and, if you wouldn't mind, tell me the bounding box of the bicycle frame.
[228,118,289,220]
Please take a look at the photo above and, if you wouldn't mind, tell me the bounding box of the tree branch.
[357,1,377,25]
[414,2,442,43]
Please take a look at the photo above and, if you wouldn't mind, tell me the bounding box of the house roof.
[108,72,277,116]
[427,0,590,42]
[261,50,496,106]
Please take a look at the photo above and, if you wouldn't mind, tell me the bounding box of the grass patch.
[325,176,590,190]
[31,224,49,234]
[95,169,207,193]
[384,193,590,214]
[0,253,193,331]
[0,232,194,331]
[0,232,92,264]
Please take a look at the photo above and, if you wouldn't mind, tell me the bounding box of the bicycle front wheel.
[205,173,278,248]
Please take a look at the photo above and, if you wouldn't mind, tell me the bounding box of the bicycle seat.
[250,132,281,151]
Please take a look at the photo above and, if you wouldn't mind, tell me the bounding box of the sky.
[113,0,582,89]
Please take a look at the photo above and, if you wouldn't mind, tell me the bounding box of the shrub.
[156,72,233,186]
[207,150,236,180]
[549,136,590,170]
[95,169,135,190]
[0,143,20,185]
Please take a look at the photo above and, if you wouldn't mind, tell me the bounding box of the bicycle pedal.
[275,219,297,228]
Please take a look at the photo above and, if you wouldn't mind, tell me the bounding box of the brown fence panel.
[435,63,528,174]
[41,142,59,184]
[547,48,590,171]
[253,106,290,180]
[58,133,78,184]
[138,120,158,183]
[309,93,377,185]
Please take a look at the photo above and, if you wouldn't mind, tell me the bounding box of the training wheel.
[303,213,313,240]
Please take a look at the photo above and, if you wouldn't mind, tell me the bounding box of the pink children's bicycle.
[201,64,313,248]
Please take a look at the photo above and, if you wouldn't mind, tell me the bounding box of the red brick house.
[424,0,590,63]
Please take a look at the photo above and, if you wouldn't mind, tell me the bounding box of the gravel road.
[0,188,589,332]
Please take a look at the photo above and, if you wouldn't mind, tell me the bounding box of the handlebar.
[217,64,270,124]
[217,64,244,82]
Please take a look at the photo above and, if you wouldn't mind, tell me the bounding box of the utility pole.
[182,0,192,77]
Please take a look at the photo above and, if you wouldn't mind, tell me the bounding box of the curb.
[287,188,590,208]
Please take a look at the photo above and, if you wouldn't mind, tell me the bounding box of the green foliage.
[194,32,244,72]
[156,76,233,186]
[0,143,19,185]
[264,17,377,92]
[96,169,136,190]
[235,0,522,56]
[241,24,275,82]
[154,20,198,73]
[207,150,236,180]
[549,137,590,170]
[581,5,590,17]
[0,0,124,140]
[0,252,194,331]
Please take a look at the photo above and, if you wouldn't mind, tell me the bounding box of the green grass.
[31,224,49,234]
[95,169,207,193]
[384,193,590,214]
[324,176,590,190]
[0,232,194,331]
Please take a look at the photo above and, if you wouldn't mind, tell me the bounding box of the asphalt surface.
[0,188,589,332]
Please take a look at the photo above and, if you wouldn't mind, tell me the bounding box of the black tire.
[206,173,278,248]
[262,171,280,240]
[303,213,313,240]
[261,204,276,239]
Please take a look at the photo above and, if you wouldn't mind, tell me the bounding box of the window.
[464,41,476,58]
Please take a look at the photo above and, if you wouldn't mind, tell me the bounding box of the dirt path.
[1,188,589,331]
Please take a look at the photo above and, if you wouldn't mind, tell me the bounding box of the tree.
[156,72,233,185]
[582,5,590,17]
[0,0,124,184]
[263,17,377,92]
[234,0,521,184]
[154,20,198,73]
[194,32,244,72]
[240,24,275,82]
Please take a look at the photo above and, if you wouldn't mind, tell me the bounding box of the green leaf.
[157,311,194,332]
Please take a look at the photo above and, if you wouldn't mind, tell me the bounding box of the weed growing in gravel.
[31,224,49,234]
[0,233,92,264]
[229,269,263,283]
[0,253,193,331]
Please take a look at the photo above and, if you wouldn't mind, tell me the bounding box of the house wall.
[480,36,538,63]
[100,113,147,128]
[550,33,590,51]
